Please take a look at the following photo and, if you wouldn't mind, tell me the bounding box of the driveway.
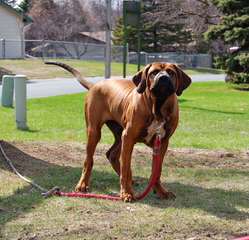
[0,74,226,100]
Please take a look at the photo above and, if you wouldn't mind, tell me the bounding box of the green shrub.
[205,0,249,85]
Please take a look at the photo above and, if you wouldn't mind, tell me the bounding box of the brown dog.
[46,62,191,202]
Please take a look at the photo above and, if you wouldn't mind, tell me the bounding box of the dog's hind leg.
[105,120,123,176]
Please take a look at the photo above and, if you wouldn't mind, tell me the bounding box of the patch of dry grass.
[0,59,223,80]
[0,59,138,79]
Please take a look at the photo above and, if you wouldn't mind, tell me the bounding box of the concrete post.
[1,75,14,107]
[14,75,28,130]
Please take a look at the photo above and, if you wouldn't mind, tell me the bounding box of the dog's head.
[132,62,192,97]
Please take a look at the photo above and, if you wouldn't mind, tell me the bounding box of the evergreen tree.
[1,0,17,6]
[142,0,192,52]
[205,0,249,84]
[17,0,30,13]
[113,0,192,52]
[113,17,138,51]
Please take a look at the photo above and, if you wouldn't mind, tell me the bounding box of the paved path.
[0,74,225,100]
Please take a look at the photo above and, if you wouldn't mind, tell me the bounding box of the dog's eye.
[166,69,174,76]
[151,70,160,76]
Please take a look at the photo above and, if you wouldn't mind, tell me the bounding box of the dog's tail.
[45,61,94,90]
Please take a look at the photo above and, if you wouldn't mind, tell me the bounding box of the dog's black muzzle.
[151,72,175,99]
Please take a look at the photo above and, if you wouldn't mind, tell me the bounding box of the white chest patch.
[144,119,166,143]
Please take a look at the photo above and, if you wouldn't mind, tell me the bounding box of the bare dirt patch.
[1,141,249,171]
[168,148,249,169]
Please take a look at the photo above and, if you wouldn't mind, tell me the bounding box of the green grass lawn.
[0,59,224,79]
[0,81,248,150]
[174,81,249,150]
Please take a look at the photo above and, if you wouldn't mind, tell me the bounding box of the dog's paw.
[120,192,134,202]
[75,182,89,193]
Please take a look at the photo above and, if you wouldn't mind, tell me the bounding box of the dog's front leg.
[120,127,136,202]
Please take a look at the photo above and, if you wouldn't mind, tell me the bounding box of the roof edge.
[0,1,32,24]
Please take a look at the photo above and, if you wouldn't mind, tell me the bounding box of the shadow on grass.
[143,182,249,220]
[231,84,249,92]
[0,141,249,230]
[183,105,245,115]
[17,128,40,133]
[178,98,188,104]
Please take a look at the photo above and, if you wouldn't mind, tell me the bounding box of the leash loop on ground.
[0,136,162,201]
[0,140,48,193]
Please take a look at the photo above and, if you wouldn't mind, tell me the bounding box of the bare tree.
[87,1,107,30]
[143,0,182,24]
[26,0,91,40]
[179,0,225,52]
[140,0,192,52]
[181,0,220,35]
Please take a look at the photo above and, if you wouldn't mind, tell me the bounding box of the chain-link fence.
[0,39,125,62]
[25,40,125,62]
[129,52,212,68]
[0,39,212,68]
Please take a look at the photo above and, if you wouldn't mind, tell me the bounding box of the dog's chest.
[144,119,166,143]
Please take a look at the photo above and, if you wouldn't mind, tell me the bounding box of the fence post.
[1,75,14,107]
[21,38,25,58]
[14,75,28,130]
[0,39,2,58]
[126,43,129,64]
[123,43,129,77]
[2,39,6,59]
[42,39,45,60]
[105,0,112,79]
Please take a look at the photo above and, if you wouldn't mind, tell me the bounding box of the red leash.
[233,236,249,240]
[135,134,161,200]
[43,135,162,201]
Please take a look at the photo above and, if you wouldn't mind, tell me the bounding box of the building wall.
[0,5,24,58]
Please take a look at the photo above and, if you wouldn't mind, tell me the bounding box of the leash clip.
[42,186,60,198]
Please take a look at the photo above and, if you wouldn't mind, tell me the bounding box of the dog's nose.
[157,71,170,80]
[151,74,175,98]
[153,74,172,89]
[153,75,170,88]
[158,74,170,82]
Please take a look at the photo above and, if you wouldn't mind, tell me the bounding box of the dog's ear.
[167,64,192,96]
[132,64,151,94]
